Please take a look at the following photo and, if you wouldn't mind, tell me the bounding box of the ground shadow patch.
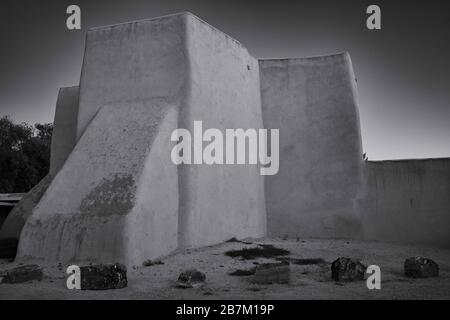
[225,244,290,260]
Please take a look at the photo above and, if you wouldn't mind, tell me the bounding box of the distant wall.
[260,53,364,239]
[359,159,450,248]
[50,86,79,176]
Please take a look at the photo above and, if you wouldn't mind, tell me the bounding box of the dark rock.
[142,259,164,267]
[176,269,206,288]
[252,261,290,284]
[80,263,127,290]
[404,257,439,278]
[331,257,366,281]
[0,264,43,284]
[0,238,19,259]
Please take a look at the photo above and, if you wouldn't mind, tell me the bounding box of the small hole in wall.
[247,64,251,70]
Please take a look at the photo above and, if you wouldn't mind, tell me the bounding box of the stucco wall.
[178,14,266,248]
[50,86,79,176]
[12,13,450,267]
[76,13,189,140]
[18,14,189,266]
[17,13,266,266]
[359,159,450,248]
[18,103,179,265]
[260,54,364,239]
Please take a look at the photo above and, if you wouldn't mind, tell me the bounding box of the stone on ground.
[404,257,439,278]
[176,269,206,288]
[0,264,43,284]
[331,257,366,281]
[252,261,290,284]
[80,263,127,290]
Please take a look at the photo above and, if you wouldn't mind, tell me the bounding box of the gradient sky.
[0,0,449,160]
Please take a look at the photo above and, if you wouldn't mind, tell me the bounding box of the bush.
[0,116,53,193]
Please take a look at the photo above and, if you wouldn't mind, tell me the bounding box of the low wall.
[360,159,450,248]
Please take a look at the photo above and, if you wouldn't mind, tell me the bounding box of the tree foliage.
[0,116,53,193]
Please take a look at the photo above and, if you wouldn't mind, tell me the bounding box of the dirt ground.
[1,238,449,300]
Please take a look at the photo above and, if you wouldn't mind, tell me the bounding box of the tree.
[0,116,53,193]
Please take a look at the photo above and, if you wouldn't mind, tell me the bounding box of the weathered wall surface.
[12,12,449,267]
[18,14,189,266]
[18,103,179,265]
[359,159,450,248]
[50,86,79,176]
[76,13,189,140]
[260,54,364,239]
[178,15,266,248]
[17,13,266,266]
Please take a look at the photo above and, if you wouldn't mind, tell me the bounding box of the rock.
[252,261,290,284]
[176,269,206,288]
[0,264,43,284]
[331,257,366,281]
[80,263,127,290]
[143,259,164,267]
[0,238,19,259]
[404,257,439,278]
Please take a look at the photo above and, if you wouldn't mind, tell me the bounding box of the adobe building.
[1,12,449,267]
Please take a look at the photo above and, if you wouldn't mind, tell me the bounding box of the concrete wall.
[12,13,450,267]
[260,54,364,239]
[76,13,189,140]
[359,159,450,248]
[50,86,79,176]
[178,15,266,248]
[17,13,266,266]
[18,14,188,266]
[18,103,179,265]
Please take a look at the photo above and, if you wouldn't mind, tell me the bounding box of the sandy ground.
[1,238,449,300]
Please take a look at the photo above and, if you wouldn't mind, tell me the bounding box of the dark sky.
[1,0,449,160]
